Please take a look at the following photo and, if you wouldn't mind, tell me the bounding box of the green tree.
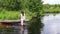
[0,0,29,10]
[0,0,24,10]
[27,0,43,12]
[28,0,44,34]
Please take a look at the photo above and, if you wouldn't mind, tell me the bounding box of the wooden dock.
[0,19,29,26]
[0,19,29,23]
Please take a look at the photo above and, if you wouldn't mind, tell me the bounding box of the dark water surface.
[41,14,60,34]
[1,14,60,34]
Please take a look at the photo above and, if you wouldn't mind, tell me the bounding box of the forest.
[0,0,59,20]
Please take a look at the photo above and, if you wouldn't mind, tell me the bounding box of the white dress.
[21,13,25,25]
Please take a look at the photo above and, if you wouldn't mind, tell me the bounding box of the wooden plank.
[0,19,29,23]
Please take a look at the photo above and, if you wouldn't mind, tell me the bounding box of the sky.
[42,0,60,4]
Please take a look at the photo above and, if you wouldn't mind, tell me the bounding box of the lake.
[0,14,60,34]
[41,14,60,34]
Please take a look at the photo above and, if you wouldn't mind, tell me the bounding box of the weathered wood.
[0,19,29,23]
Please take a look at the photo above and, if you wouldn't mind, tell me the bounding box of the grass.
[0,10,20,20]
[0,8,60,20]
[43,7,60,13]
[0,9,32,20]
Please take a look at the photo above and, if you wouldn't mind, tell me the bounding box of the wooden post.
[20,10,25,34]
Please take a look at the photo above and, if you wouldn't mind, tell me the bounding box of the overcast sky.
[42,0,60,4]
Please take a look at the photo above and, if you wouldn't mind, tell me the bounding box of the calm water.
[1,14,60,34]
[41,14,60,34]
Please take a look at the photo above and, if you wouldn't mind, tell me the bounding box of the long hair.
[21,10,24,16]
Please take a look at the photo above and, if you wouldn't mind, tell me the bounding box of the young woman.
[21,10,25,26]
[20,10,25,34]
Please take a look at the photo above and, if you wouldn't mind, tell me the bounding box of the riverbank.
[0,9,60,20]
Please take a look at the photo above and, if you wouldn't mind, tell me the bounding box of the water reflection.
[41,14,60,34]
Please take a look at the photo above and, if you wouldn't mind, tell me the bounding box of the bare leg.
[21,19,23,26]
[21,19,24,34]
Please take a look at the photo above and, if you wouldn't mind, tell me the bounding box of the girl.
[20,10,25,34]
[21,10,25,26]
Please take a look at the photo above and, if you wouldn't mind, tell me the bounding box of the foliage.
[28,0,44,34]
[0,0,28,10]
[27,0,43,13]
[43,4,60,13]
[0,9,32,20]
